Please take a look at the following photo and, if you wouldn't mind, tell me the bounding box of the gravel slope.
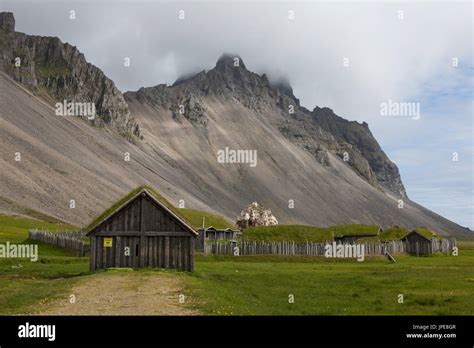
[0,72,469,237]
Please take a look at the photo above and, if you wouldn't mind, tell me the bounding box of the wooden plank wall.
[91,235,194,271]
[89,195,195,272]
[95,195,187,234]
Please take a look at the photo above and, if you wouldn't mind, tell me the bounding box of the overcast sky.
[2,0,472,229]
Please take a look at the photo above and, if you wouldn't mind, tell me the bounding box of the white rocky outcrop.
[236,202,278,229]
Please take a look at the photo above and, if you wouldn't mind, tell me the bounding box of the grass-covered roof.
[240,224,444,243]
[412,227,442,240]
[357,226,409,243]
[178,208,235,229]
[240,224,380,243]
[84,185,191,232]
[327,224,380,237]
[240,225,333,243]
[84,185,233,232]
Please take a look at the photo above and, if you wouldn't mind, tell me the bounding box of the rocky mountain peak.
[126,53,275,116]
[0,13,467,238]
[270,77,294,97]
[125,52,407,198]
[0,12,15,32]
[0,12,142,140]
[310,106,407,197]
[215,53,247,71]
[173,70,204,86]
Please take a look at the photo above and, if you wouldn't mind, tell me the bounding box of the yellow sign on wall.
[104,237,113,248]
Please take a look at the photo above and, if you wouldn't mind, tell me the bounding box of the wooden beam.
[144,232,193,237]
[89,237,96,272]
[189,237,195,272]
[97,237,103,269]
[93,230,141,236]
[164,236,170,268]
[94,231,193,237]
[140,195,146,268]
[115,236,121,267]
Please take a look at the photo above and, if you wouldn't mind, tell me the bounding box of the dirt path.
[38,271,199,315]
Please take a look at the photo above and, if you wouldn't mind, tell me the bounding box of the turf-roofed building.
[85,186,197,272]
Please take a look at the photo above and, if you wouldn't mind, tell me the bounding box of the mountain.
[126,53,406,198]
[0,12,141,140]
[0,13,470,238]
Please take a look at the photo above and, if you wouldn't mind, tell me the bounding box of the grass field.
[1,213,473,315]
[187,252,474,315]
[0,253,88,314]
[0,214,76,243]
[0,214,87,314]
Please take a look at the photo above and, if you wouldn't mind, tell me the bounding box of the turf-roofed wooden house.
[85,186,197,272]
[401,228,441,256]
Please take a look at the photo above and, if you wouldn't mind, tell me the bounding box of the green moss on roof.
[357,226,408,243]
[241,225,333,243]
[380,226,408,241]
[327,224,380,237]
[178,208,234,229]
[413,227,442,240]
[355,236,380,243]
[84,185,192,232]
[241,224,382,243]
[240,224,442,244]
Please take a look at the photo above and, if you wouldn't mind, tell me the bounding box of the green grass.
[1,212,472,316]
[0,196,72,225]
[240,224,379,242]
[241,225,333,242]
[241,225,446,244]
[0,214,76,244]
[414,227,442,240]
[0,214,87,314]
[84,185,157,231]
[458,240,474,250]
[378,226,408,241]
[358,226,408,243]
[0,251,88,314]
[178,208,235,229]
[187,250,474,315]
[326,224,380,237]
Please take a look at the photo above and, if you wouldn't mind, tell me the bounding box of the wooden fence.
[204,239,456,257]
[436,238,457,254]
[404,237,457,256]
[28,229,89,256]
